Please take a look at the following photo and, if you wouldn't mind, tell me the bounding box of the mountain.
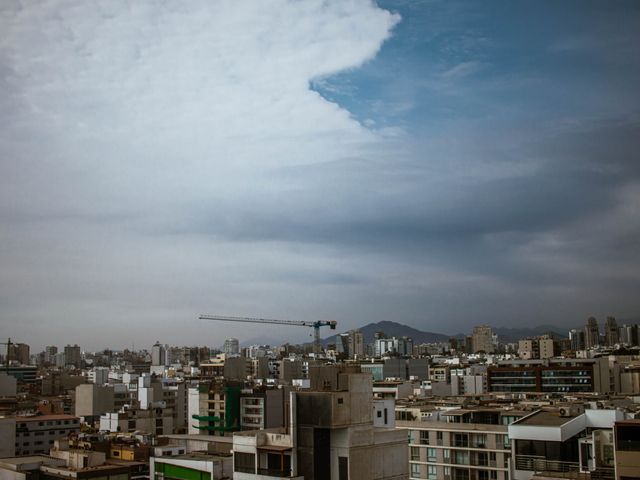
[323,320,450,346]
[487,325,568,342]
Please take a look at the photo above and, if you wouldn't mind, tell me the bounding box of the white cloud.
[0,0,399,349]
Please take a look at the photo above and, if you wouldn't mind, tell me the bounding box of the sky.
[1,0,639,351]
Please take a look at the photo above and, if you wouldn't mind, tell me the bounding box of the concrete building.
[375,337,414,357]
[87,367,109,385]
[15,414,80,455]
[487,358,610,394]
[44,345,58,364]
[224,338,240,356]
[239,387,288,432]
[613,419,640,480]
[151,451,233,480]
[63,344,81,369]
[0,417,16,457]
[472,326,495,354]
[605,316,619,347]
[348,330,364,359]
[569,329,586,351]
[399,407,517,480]
[585,317,600,349]
[232,428,300,479]
[0,366,37,384]
[509,407,624,480]
[538,336,555,359]
[8,343,31,365]
[291,366,408,479]
[0,372,17,397]
[152,341,167,366]
[189,380,242,436]
[100,406,174,435]
[74,384,115,421]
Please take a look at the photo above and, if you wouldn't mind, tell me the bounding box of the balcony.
[257,468,294,478]
[515,455,579,473]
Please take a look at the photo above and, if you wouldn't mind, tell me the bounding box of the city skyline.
[1,0,639,349]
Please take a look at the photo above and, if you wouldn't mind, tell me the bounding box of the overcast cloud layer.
[1,0,639,351]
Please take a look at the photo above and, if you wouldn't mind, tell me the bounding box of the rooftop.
[16,414,79,422]
[515,410,577,426]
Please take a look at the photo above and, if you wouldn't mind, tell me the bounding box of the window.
[454,450,469,465]
[420,430,430,445]
[490,471,497,480]
[377,411,382,418]
[338,398,344,404]
[339,457,348,480]
[410,463,420,477]
[234,452,255,474]
[473,433,487,448]
[427,465,437,480]
[443,449,450,462]
[427,448,437,462]
[437,431,444,445]
[411,447,420,461]
[453,433,468,448]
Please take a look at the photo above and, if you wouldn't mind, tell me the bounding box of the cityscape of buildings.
[1,315,640,479]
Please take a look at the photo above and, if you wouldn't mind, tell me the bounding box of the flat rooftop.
[515,410,577,426]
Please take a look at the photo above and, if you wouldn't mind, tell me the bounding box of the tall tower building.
[584,317,600,349]
[348,330,364,358]
[472,325,495,353]
[223,338,240,356]
[151,341,166,366]
[63,344,81,368]
[569,329,585,350]
[44,346,58,364]
[604,316,619,346]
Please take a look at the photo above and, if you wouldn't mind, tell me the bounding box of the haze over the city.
[1,0,639,350]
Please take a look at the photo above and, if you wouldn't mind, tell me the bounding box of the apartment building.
[613,419,640,480]
[399,407,520,480]
[188,380,242,436]
[233,428,301,479]
[239,386,288,431]
[100,406,174,435]
[291,366,408,480]
[487,358,610,394]
[508,406,625,480]
[15,414,80,455]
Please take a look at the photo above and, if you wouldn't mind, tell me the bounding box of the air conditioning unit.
[559,407,571,417]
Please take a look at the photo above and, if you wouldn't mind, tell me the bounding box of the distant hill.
[323,320,450,346]
[490,325,568,342]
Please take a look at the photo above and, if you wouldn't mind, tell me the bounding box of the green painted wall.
[155,462,211,480]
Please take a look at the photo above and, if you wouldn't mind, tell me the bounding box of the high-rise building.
[472,325,495,353]
[63,344,81,369]
[151,341,166,366]
[10,343,30,365]
[569,329,586,350]
[223,338,240,356]
[336,334,350,356]
[585,316,600,349]
[44,345,58,364]
[605,316,619,347]
[347,330,364,358]
[619,324,639,347]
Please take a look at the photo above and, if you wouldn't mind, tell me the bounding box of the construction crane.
[198,314,337,354]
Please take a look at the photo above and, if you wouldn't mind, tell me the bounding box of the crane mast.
[198,314,337,354]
